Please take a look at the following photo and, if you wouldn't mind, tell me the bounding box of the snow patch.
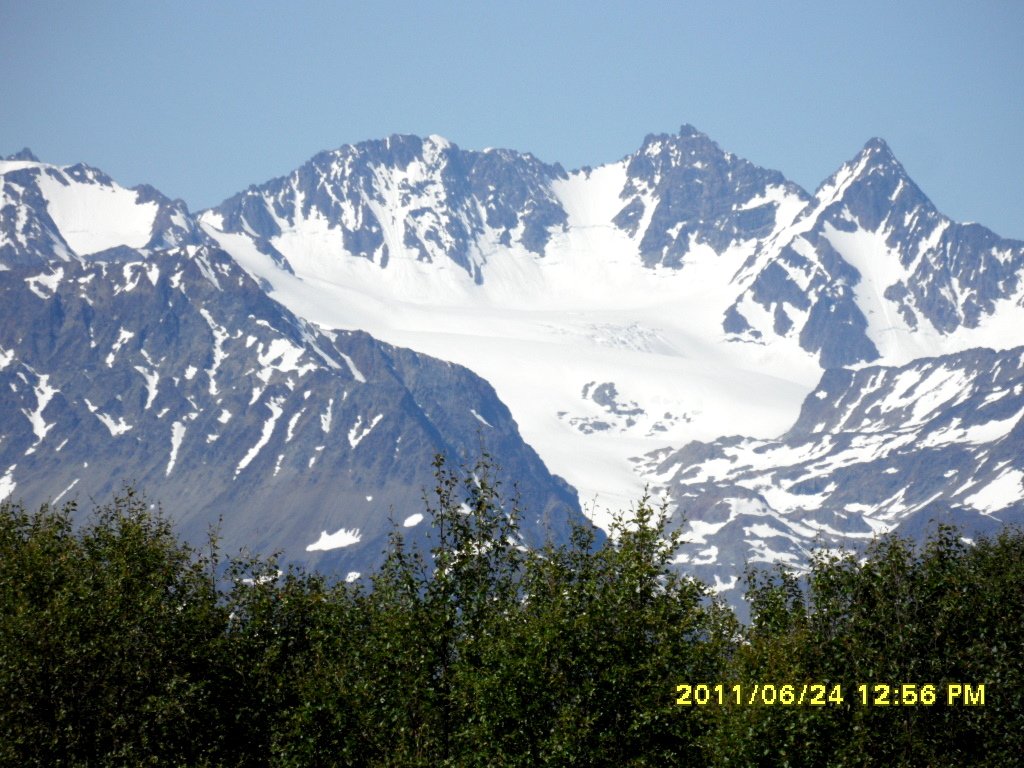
[95,411,132,436]
[305,527,362,551]
[235,396,285,475]
[105,328,134,367]
[198,308,230,395]
[964,470,1024,514]
[338,351,366,383]
[167,421,186,476]
[37,170,157,255]
[25,267,64,299]
[22,374,57,444]
[257,337,316,382]
[0,465,15,501]
[134,365,159,410]
[320,398,333,433]
[712,574,739,593]
[52,477,80,505]
[285,410,303,443]
[348,413,383,449]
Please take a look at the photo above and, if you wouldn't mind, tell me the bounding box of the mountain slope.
[1,149,200,267]
[207,134,568,282]
[0,153,590,570]
[726,139,1024,367]
[197,127,1024,528]
[198,128,824,518]
[637,345,1024,601]
[3,128,1022,602]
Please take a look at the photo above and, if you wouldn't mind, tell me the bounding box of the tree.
[0,488,226,766]
[714,524,1024,767]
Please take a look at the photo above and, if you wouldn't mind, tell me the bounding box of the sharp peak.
[628,125,721,165]
[812,135,928,206]
[860,136,898,159]
[678,123,710,139]
[840,135,909,179]
[5,147,40,162]
[855,137,911,171]
[640,124,716,146]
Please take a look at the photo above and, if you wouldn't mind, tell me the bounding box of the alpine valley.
[2,127,1022,605]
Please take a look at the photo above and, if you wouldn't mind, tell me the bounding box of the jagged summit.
[3,126,1022,608]
[613,126,809,268]
[725,129,1024,369]
[3,148,39,162]
[808,135,914,202]
[861,135,893,154]
[677,122,707,138]
[853,136,911,178]
[629,124,730,162]
[204,131,570,277]
[0,154,202,268]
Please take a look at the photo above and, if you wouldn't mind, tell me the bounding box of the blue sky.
[2,1,1022,238]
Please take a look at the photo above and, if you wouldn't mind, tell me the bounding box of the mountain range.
[2,127,1021,603]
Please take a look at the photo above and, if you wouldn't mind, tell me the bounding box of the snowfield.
[200,162,824,525]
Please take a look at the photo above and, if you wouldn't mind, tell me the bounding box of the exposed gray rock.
[0,243,591,572]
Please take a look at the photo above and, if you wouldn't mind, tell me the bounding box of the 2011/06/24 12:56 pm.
[675,683,986,707]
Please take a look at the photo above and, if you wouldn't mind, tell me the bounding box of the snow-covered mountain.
[0,149,200,267]
[196,127,1023,523]
[2,127,1022,600]
[208,133,569,281]
[638,345,1024,600]
[726,138,1024,367]
[196,128,824,519]
[0,150,588,571]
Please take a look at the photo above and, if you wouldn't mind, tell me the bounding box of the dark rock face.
[613,125,810,268]
[4,126,1024,608]
[639,346,1024,608]
[0,245,589,572]
[724,139,1024,368]
[210,134,569,281]
[0,167,66,267]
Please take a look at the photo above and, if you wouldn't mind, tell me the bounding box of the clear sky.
[2,1,1022,238]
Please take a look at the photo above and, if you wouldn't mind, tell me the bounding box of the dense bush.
[0,488,226,766]
[713,525,1024,767]
[0,461,1020,766]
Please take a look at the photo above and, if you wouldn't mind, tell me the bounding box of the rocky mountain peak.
[615,125,808,267]
[4,129,1023,614]
[4,148,40,162]
[206,132,569,279]
[860,135,894,158]
[826,135,919,205]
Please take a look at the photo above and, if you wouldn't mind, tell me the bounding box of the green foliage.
[0,487,226,766]
[713,524,1024,767]
[1,465,1021,766]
